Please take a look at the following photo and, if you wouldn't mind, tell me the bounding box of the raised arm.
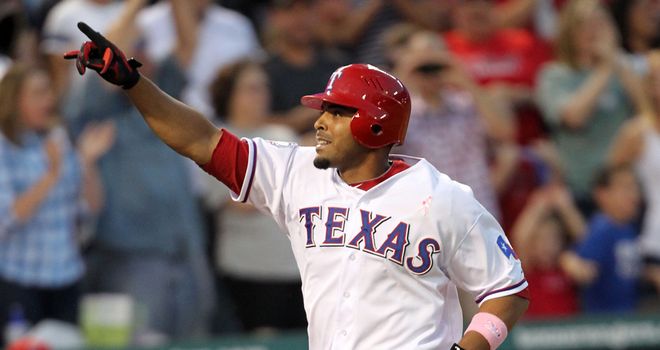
[608,117,646,167]
[125,77,221,164]
[557,63,613,130]
[63,22,221,164]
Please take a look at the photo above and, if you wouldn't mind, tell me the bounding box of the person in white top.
[64,22,529,350]
[41,0,124,97]
[609,54,660,294]
[136,0,261,118]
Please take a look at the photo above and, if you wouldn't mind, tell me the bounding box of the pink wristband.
[464,312,508,349]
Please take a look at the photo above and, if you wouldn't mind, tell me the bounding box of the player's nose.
[314,112,328,131]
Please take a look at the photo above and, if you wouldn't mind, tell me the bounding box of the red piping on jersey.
[200,129,249,194]
[349,160,410,191]
[475,279,528,304]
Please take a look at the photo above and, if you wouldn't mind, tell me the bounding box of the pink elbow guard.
[464,312,508,349]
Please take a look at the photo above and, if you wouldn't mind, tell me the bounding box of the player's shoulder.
[393,156,475,202]
[407,157,473,191]
[249,136,316,163]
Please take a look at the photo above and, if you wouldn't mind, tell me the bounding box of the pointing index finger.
[77,22,108,46]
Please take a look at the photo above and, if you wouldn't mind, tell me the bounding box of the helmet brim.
[300,93,326,110]
[300,92,367,112]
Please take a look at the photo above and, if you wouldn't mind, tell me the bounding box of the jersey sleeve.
[200,129,249,195]
[440,184,528,305]
[201,131,298,228]
[235,138,299,228]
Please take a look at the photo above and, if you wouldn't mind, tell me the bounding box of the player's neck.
[337,154,391,185]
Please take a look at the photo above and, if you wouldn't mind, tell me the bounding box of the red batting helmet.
[301,64,411,149]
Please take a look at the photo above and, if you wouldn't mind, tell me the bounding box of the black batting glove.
[450,344,466,350]
[63,22,142,89]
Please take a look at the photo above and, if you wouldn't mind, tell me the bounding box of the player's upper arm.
[240,138,300,227]
[202,133,299,228]
[440,184,527,305]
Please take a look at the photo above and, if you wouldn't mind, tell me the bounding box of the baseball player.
[65,22,529,350]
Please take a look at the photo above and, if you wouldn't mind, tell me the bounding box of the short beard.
[313,157,331,169]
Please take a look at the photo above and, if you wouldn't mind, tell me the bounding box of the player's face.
[313,103,363,170]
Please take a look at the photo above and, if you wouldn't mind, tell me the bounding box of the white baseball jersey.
[229,137,527,350]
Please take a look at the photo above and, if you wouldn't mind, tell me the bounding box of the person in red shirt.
[512,183,587,318]
[444,0,551,89]
[444,0,555,233]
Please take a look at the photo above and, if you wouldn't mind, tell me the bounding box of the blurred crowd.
[2,0,660,347]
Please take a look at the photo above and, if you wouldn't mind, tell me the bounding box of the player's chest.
[290,201,442,276]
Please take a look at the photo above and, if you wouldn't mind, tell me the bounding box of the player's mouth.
[316,134,332,150]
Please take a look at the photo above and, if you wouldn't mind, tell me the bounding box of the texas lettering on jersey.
[299,206,440,275]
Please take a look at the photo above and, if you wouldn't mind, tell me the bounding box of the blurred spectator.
[137,0,261,118]
[536,0,650,217]
[1,1,42,73]
[609,54,660,294]
[0,55,11,79]
[0,63,113,344]
[493,0,568,41]
[443,0,554,231]
[0,1,22,60]
[219,0,271,33]
[205,60,305,332]
[561,165,642,313]
[348,0,454,67]
[380,22,421,71]
[65,1,221,341]
[610,0,660,74]
[444,0,552,145]
[310,0,384,56]
[512,183,585,318]
[263,0,348,135]
[311,0,453,59]
[41,0,125,100]
[395,30,514,218]
[493,139,567,232]
[492,0,539,30]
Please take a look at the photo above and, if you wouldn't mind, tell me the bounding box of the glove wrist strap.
[122,72,141,90]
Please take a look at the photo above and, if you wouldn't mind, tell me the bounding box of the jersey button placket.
[331,250,360,349]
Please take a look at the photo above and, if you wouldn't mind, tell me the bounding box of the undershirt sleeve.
[199,129,249,195]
